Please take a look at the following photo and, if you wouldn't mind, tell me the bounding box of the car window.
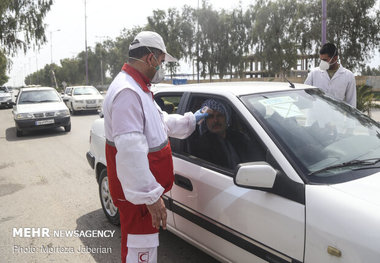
[155,95,180,114]
[183,95,266,171]
[73,87,99,95]
[154,93,185,152]
[18,90,60,104]
[0,87,9,93]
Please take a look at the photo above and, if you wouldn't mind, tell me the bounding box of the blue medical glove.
[194,107,209,124]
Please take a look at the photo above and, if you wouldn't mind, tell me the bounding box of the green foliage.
[22,0,380,86]
[0,0,53,55]
[324,0,380,71]
[0,50,9,85]
[361,66,380,76]
[103,27,143,79]
[356,85,380,115]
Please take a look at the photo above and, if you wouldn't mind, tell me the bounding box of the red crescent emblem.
[138,251,149,263]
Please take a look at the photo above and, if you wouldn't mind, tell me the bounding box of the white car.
[63,85,103,114]
[0,86,13,108]
[12,87,71,137]
[86,82,380,263]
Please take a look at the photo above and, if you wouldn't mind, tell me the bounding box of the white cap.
[129,31,177,62]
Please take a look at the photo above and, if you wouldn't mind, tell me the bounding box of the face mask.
[319,60,330,71]
[319,49,337,71]
[151,66,165,84]
[130,49,165,83]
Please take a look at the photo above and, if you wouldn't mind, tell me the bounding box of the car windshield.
[18,90,60,104]
[241,89,380,184]
[0,87,9,93]
[73,87,99,95]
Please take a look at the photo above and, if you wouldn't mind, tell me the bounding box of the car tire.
[70,103,76,115]
[98,168,120,225]
[64,124,71,132]
[16,129,23,137]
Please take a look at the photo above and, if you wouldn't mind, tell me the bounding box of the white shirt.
[304,65,356,107]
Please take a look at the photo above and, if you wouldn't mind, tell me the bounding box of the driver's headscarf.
[199,98,231,135]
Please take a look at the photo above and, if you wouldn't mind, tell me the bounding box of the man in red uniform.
[103,31,207,263]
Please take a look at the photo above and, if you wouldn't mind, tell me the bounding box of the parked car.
[0,86,13,108]
[12,87,71,137]
[86,81,380,263]
[63,85,103,114]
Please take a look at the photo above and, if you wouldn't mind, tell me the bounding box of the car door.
[169,93,305,263]
[153,91,189,229]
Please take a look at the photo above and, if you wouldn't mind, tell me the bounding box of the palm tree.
[356,85,380,117]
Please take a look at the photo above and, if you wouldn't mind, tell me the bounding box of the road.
[0,108,217,263]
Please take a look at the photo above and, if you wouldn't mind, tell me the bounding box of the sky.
[5,0,380,86]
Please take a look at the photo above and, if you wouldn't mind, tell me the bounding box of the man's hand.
[146,197,167,230]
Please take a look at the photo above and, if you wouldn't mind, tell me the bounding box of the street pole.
[322,0,327,45]
[197,0,200,83]
[49,29,61,64]
[84,0,89,85]
[95,36,108,87]
[100,59,104,87]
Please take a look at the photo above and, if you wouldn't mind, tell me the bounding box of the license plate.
[35,119,54,125]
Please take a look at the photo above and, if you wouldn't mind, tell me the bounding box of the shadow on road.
[5,126,69,142]
[76,209,218,263]
[76,209,120,263]
[71,110,100,117]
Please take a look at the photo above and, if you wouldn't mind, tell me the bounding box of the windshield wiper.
[39,100,58,103]
[20,100,38,103]
[309,158,380,176]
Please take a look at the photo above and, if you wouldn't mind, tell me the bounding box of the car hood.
[72,94,103,99]
[0,93,11,97]
[15,102,68,113]
[330,171,380,207]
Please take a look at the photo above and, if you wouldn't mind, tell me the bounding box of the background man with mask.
[305,42,356,107]
[102,31,207,263]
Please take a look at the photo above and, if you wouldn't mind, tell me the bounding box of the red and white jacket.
[103,64,195,205]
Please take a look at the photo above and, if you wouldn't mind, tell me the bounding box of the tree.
[147,8,183,77]
[0,0,53,84]
[317,0,380,71]
[361,66,380,76]
[196,1,220,80]
[0,0,53,55]
[103,27,143,79]
[247,0,301,77]
[356,85,380,116]
[0,51,8,85]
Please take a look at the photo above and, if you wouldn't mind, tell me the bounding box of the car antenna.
[284,77,295,89]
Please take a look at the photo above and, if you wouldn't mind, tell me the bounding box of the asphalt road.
[0,108,218,263]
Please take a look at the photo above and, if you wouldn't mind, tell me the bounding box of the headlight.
[15,113,34,120]
[56,109,70,117]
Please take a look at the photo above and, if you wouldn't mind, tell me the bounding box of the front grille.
[86,100,96,104]
[33,112,55,118]
[34,113,44,118]
[45,112,55,117]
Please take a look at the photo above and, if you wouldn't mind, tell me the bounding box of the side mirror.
[234,162,277,189]
[63,97,69,102]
